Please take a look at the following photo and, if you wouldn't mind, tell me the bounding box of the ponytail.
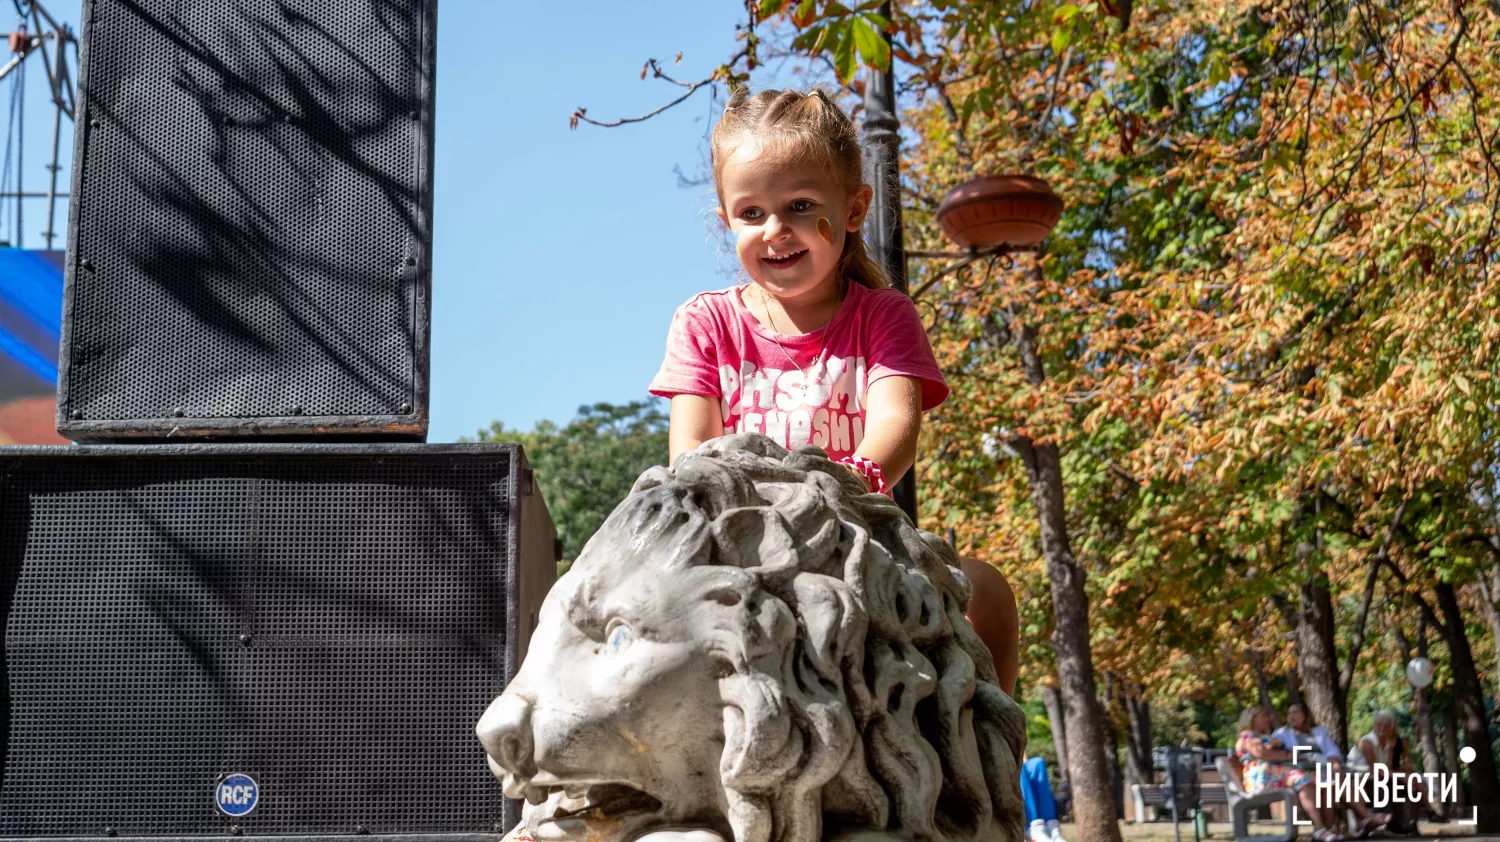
[839,228,890,290]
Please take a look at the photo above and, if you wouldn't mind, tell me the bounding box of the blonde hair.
[710,87,891,290]
[1238,705,1273,734]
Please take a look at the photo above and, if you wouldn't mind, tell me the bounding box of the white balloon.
[1406,657,1435,688]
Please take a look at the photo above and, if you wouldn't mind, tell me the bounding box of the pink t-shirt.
[648,282,949,462]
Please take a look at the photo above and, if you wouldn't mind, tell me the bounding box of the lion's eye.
[605,622,635,652]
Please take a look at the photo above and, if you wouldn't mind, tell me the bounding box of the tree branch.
[1340,500,1406,697]
[571,52,747,129]
[1377,557,1449,638]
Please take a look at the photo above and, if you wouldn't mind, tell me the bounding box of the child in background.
[648,88,945,495]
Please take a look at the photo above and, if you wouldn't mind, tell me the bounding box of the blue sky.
[1,1,763,441]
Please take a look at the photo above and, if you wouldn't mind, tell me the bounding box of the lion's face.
[479,524,788,842]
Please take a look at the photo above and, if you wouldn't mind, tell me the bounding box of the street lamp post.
[860,2,917,522]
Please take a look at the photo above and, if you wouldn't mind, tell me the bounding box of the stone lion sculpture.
[478,434,1026,842]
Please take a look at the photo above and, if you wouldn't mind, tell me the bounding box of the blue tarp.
[0,249,64,443]
[0,249,63,385]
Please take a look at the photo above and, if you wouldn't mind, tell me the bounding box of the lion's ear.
[712,507,799,573]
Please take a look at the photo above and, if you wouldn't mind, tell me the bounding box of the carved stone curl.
[478,434,1026,842]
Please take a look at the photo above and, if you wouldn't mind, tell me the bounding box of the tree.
[571,1,1500,836]
[467,400,670,566]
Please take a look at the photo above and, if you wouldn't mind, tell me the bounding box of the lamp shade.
[935,174,1063,249]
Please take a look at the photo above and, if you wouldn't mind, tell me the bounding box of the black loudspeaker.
[56,0,437,442]
[0,444,555,839]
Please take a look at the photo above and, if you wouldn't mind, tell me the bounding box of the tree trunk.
[1435,581,1497,830]
[1124,681,1155,791]
[1006,296,1122,842]
[1440,713,1467,812]
[1249,649,1276,717]
[1043,683,1071,786]
[1476,564,1500,703]
[1270,593,1304,714]
[1101,672,1125,820]
[1296,556,1348,751]
[1016,436,1119,842]
[1222,652,1245,715]
[1286,663,1303,709]
[1407,615,1445,818]
[1413,686,1445,818]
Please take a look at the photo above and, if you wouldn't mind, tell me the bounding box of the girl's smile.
[762,249,808,270]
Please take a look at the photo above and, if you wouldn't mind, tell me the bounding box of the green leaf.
[1051,24,1072,55]
[852,17,890,71]
[1053,3,1081,23]
[1206,52,1231,86]
[759,0,791,17]
[834,25,857,81]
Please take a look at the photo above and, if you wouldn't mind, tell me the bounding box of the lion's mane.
[611,434,1026,842]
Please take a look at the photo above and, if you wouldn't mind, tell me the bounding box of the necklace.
[756,283,841,387]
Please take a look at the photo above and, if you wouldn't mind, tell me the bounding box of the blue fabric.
[1021,756,1058,824]
[0,249,63,384]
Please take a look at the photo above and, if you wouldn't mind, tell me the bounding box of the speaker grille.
[0,448,513,836]
[62,0,431,427]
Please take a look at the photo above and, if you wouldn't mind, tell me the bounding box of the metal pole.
[43,25,63,248]
[16,46,24,249]
[860,1,917,522]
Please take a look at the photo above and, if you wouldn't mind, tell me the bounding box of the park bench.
[1215,755,1298,842]
[1130,781,1229,821]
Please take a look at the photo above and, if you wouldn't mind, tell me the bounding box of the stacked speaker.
[2,2,555,839]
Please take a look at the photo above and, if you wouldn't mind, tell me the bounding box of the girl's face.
[1252,711,1270,734]
[715,139,872,304]
[1288,706,1306,731]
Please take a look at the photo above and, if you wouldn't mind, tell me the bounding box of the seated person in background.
[1019,752,1068,842]
[1273,703,1345,767]
[1237,705,1351,842]
[1354,711,1429,821]
[1274,704,1389,834]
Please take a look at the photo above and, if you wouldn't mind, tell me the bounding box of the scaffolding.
[0,0,76,251]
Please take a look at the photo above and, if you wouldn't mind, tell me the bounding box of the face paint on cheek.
[817,216,835,244]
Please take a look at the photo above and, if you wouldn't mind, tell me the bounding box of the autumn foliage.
[583,0,1500,836]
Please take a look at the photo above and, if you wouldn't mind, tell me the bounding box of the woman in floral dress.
[1236,706,1349,841]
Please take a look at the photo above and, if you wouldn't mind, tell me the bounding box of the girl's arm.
[853,375,922,486]
[669,395,723,462]
[1243,739,1292,762]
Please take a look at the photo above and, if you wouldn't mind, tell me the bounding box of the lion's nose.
[476,692,536,779]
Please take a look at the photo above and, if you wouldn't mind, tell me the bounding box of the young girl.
[648,87,947,495]
[648,88,1017,691]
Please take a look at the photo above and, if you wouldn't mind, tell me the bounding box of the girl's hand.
[668,395,724,462]
[851,376,922,486]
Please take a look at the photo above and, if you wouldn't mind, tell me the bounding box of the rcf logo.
[216,774,259,817]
